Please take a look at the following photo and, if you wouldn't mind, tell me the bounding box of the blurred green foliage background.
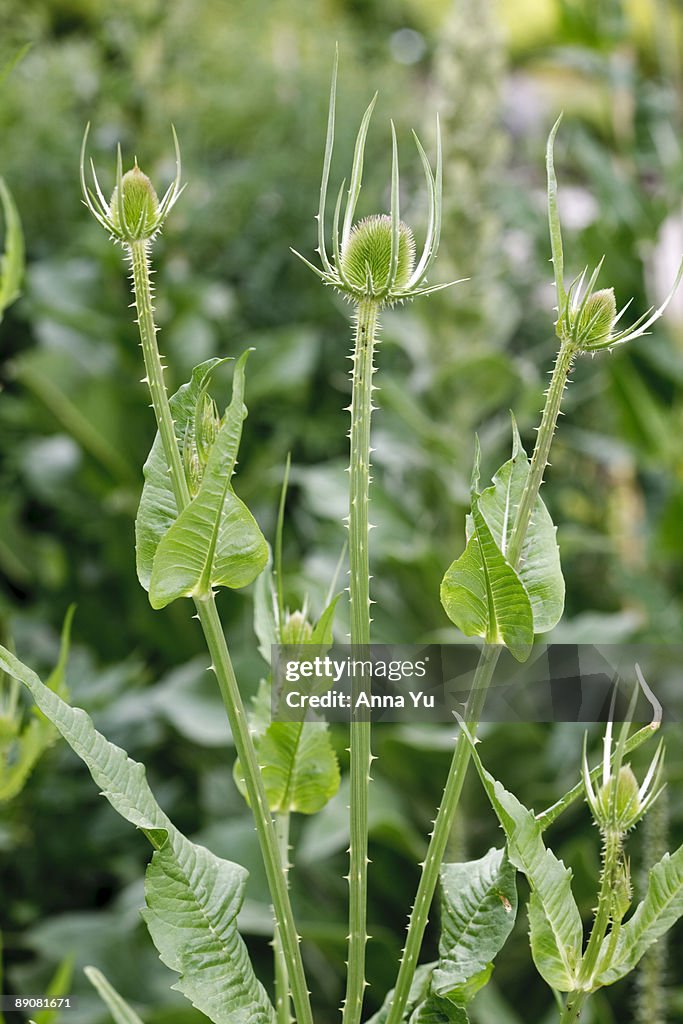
[2,0,683,1021]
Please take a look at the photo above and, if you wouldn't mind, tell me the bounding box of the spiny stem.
[560,828,624,1024]
[129,241,190,509]
[348,298,378,647]
[344,297,379,1024]
[128,242,314,1024]
[558,990,586,1024]
[581,829,623,983]
[506,338,578,567]
[274,813,292,1024]
[385,644,499,1024]
[386,336,579,1024]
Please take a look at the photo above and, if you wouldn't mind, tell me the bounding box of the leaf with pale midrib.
[461,726,583,992]
[136,358,223,590]
[441,495,534,661]
[149,351,267,607]
[476,417,564,633]
[0,644,275,1024]
[435,848,517,1001]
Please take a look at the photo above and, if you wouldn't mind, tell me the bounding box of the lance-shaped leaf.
[253,562,278,665]
[460,724,583,991]
[594,844,683,987]
[476,418,564,633]
[136,358,224,589]
[234,680,340,815]
[148,351,268,608]
[0,606,73,803]
[435,848,517,1002]
[0,176,24,321]
[31,956,74,1024]
[0,645,276,1024]
[85,967,145,1024]
[441,496,534,661]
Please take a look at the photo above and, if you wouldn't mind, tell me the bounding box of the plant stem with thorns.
[386,335,579,1024]
[344,297,380,1024]
[128,240,314,1024]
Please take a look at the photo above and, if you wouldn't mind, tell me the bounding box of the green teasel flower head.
[291,49,463,305]
[80,123,184,245]
[546,116,683,353]
[582,667,665,835]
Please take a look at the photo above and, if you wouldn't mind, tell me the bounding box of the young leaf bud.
[183,430,202,498]
[195,393,221,466]
[611,857,632,922]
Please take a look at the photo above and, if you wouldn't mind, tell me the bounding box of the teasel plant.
[79,126,316,1024]
[293,49,463,1024]
[371,115,683,1024]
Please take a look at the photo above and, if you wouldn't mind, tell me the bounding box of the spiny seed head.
[576,287,617,349]
[290,53,464,305]
[109,165,160,241]
[340,215,415,294]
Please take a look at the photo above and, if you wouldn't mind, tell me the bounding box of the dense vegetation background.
[1,0,683,1021]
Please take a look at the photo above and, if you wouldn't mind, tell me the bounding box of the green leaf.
[476,418,564,633]
[310,593,342,645]
[258,721,340,814]
[594,845,683,986]
[148,350,267,608]
[136,358,224,590]
[460,725,583,991]
[32,956,74,1024]
[440,495,534,661]
[253,560,278,664]
[0,176,24,322]
[0,644,276,1024]
[0,606,74,803]
[411,995,469,1024]
[234,682,340,815]
[434,848,517,1002]
[84,967,144,1024]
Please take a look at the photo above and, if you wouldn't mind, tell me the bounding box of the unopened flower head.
[582,671,665,835]
[546,116,683,353]
[291,50,462,305]
[80,124,184,245]
[281,610,314,646]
